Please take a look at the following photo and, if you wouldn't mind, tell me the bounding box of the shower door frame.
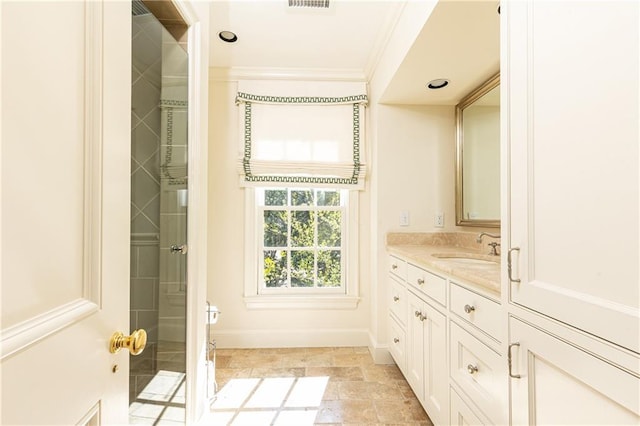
[152,1,210,423]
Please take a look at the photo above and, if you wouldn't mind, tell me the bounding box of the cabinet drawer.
[388,255,407,281]
[388,314,406,373]
[450,282,502,342]
[450,387,489,426]
[389,275,407,325]
[407,264,446,306]
[450,321,507,425]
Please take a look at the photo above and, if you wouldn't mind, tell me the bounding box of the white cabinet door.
[407,291,425,401]
[423,303,448,426]
[510,317,639,425]
[505,0,640,352]
[407,290,449,425]
[1,2,131,424]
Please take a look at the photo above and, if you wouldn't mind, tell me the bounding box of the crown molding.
[363,1,407,81]
[209,66,367,82]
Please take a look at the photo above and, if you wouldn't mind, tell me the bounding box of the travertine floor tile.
[339,381,405,400]
[249,367,305,378]
[374,399,433,424]
[315,400,378,423]
[208,346,430,425]
[306,366,365,381]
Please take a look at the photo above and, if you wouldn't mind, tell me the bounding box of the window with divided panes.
[257,188,346,293]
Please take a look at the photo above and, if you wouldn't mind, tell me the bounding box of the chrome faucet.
[476,232,501,256]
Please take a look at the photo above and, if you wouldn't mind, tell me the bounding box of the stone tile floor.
[201,347,432,425]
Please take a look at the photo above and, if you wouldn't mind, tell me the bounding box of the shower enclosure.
[129,2,189,423]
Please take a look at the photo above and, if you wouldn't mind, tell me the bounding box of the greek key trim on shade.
[237,94,367,189]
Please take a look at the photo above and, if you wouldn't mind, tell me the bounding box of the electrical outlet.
[400,210,410,227]
[435,212,444,228]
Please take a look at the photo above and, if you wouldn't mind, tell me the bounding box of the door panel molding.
[0,299,98,360]
[0,1,104,360]
[83,1,104,307]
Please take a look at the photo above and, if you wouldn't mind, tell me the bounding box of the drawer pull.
[417,278,425,285]
[508,247,521,283]
[508,342,522,379]
[394,338,400,343]
[391,264,398,270]
[414,310,421,317]
[467,364,479,375]
[464,304,475,314]
[393,296,400,302]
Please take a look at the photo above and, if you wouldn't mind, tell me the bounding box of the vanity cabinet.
[387,255,408,373]
[407,289,448,426]
[388,252,498,426]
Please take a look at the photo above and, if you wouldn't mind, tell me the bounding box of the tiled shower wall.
[158,30,189,345]
[130,13,162,399]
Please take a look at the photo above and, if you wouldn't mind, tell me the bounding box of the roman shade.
[236,81,368,189]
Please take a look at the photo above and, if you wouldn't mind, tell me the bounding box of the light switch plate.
[400,210,410,227]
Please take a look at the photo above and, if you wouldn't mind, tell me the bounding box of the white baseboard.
[211,328,369,349]
[368,331,395,365]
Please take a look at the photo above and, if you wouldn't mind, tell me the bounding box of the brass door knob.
[109,329,147,355]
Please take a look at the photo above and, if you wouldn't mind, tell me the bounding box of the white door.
[1,2,132,424]
[509,317,640,425]
[505,0,640,352]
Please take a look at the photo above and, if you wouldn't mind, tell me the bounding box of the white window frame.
[243,188,360,310]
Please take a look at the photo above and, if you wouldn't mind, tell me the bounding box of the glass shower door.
[130,1,189,423]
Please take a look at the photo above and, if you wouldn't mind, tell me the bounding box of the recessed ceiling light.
[427,79,450,90]
[218,31,238,43]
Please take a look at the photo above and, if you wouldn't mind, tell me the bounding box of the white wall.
[207,78,371,348]
[372,104,456,354]
[206,0,500,358]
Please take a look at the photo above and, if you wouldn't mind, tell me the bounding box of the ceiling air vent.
[132,0,151,16]
[289,0,330,8]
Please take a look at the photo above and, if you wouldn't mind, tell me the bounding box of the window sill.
[244,295,360,310]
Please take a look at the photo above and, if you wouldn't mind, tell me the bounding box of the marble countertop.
[386,232,501,296]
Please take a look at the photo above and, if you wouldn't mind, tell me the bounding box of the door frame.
[167,1,209,423]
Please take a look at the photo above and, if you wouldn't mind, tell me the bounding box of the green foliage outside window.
[261,189,343,289]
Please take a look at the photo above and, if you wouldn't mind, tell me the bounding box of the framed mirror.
[455,73,500,227]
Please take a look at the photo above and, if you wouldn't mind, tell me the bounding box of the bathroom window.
[244,188,360,309]
[259,188,345,291]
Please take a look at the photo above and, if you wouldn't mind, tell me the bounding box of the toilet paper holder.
[207,303,220,325]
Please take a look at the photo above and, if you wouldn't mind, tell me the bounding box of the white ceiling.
[209,0,500,105]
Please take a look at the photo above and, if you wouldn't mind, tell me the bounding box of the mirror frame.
[455,73,500,228]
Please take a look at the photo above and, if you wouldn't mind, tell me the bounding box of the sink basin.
[431,253,499,266]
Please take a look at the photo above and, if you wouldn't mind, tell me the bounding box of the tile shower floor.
[201,347,432,425]
[129,341,187,425]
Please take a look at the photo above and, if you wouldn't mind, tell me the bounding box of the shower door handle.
[170,244,187,254]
